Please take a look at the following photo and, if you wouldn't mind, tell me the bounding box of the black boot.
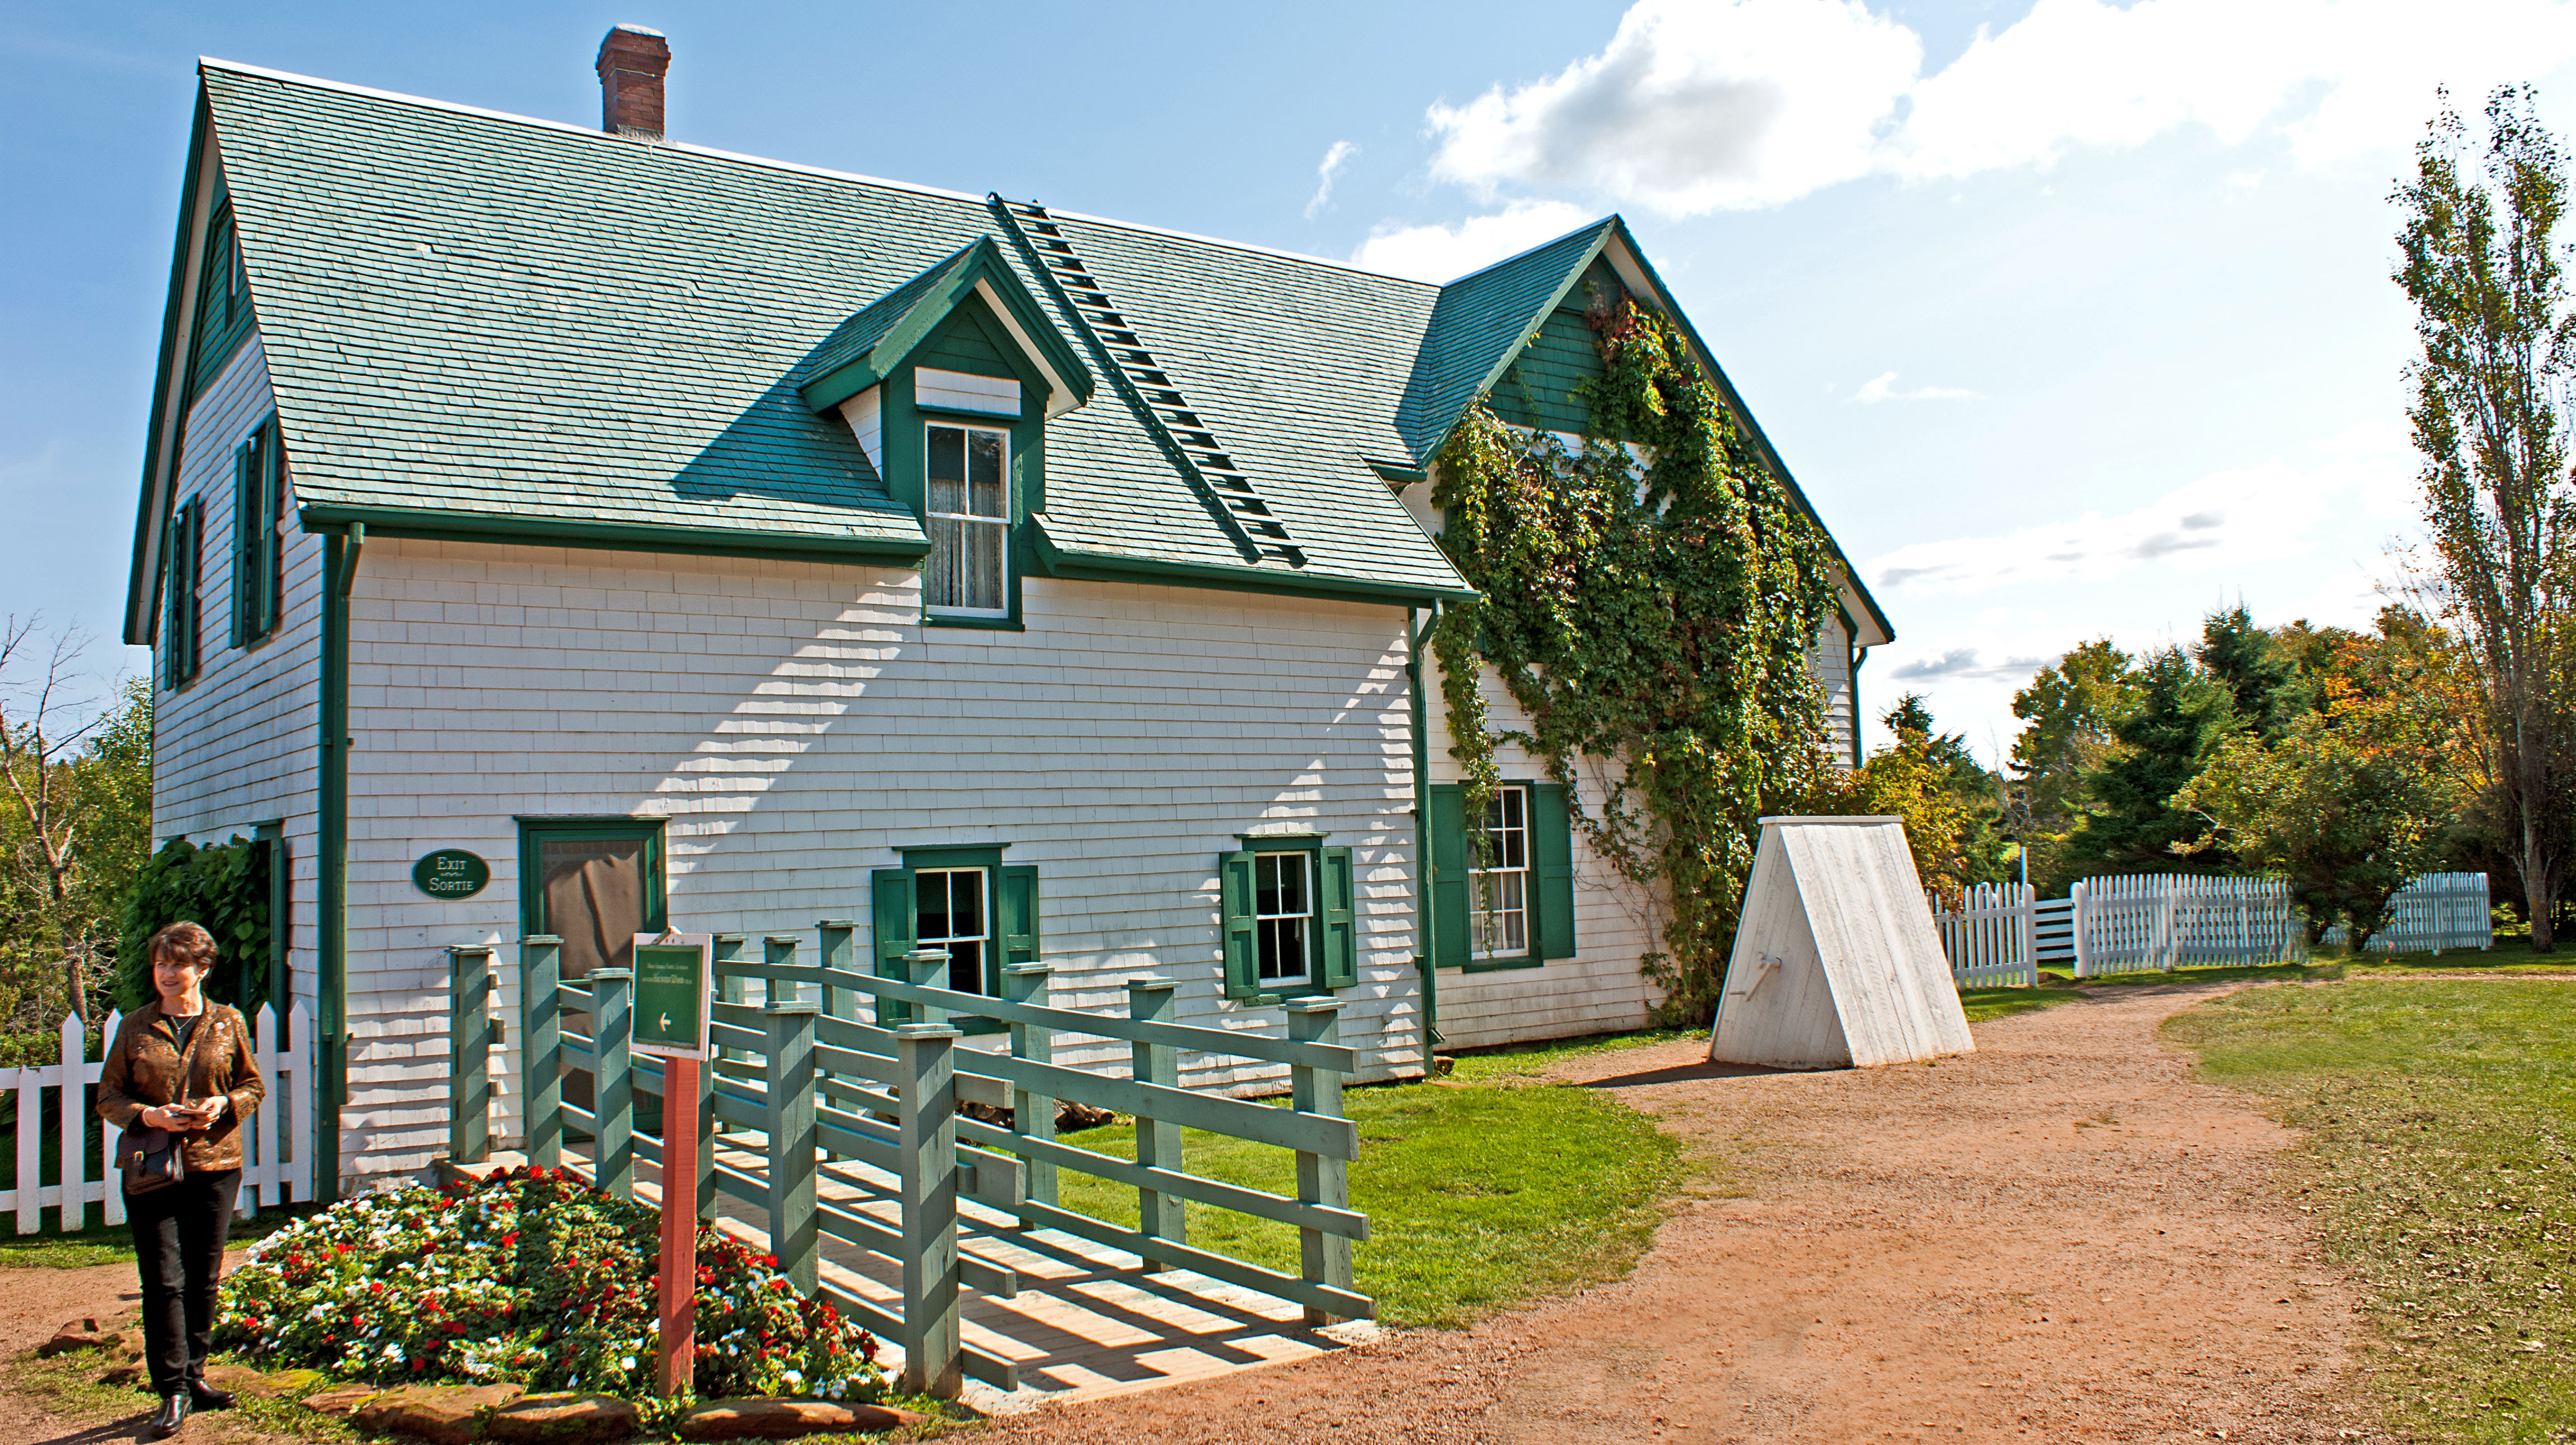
[186,1378,233,1410]
[144,1392,188,1439]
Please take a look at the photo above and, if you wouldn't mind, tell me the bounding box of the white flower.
[619,1356,635,1371]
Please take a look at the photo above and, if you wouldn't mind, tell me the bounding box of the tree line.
[1848,85,2576,955]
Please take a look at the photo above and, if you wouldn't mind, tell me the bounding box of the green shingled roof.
[129,59,1891,639]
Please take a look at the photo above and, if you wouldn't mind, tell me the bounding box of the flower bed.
[214,1166,884,1402]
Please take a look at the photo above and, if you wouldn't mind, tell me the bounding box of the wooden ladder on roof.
[988,195,1305,568]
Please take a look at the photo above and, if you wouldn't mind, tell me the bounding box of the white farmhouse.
[125,30,1894,1199]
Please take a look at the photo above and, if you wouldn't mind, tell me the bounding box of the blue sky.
[9,0,2576,760]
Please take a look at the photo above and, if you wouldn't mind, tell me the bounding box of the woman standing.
[98,922,267,1440]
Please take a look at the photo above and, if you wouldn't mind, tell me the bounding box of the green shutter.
[167,499,200,685]
[1534,783,1577,960]
[998,864,1040,988]
[162,515,180,691]
[1219,850,1257,999]
[1427,785,1470,969]
[254,420,283,637]
[229,439,252,648]
[1319,845,1358,990]
[264,420,285,634]
[871,867,914,1025]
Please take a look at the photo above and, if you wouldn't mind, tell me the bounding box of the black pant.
[127,1169,238,1397]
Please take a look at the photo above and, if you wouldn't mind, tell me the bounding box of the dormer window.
[926,422,1008,615]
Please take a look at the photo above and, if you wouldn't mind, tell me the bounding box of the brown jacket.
[97,1004,268,1172]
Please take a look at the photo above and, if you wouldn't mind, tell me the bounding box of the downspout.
[1407,604,1442,1076]
[1850,642,1868,769]
[315,521,361,1203]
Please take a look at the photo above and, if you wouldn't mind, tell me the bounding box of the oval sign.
[412,848,491,900]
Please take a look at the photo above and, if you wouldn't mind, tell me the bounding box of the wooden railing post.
[591,968,634,1200]
[1004,961,1056,1214]
[895,1021,964,1398]
[521,936,563,1168]
[817,921,859,1025]
[1285,997,1353,1326]
[765,934,806,1006]
[764,1000,820,1295]
[446,945,497,1165]
[905,948,952,1028]
[1127,975,1183,1269]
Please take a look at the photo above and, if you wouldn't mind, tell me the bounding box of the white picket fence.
[2320,872,2494,954]
[1929,882,2040,988]
[2,1002,314,1234]
[2068,874,2302,976]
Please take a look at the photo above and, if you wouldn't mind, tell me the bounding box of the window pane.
[945,938,983,995]
[917,870,954,940]
[965,519,1006,611]
[948,871,984,938]
[968,431,1006,518]
[1276,854,1308,917]
[1259,918,1308,983]
[928,426,965,484]
[927,517,965,609]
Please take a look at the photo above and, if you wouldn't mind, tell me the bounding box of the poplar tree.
[2395,85,2576,950]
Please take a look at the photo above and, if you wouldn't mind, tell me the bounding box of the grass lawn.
[0,1203,320,1269]
[1054,1029,1699,1328]
[2164,975,2576,1443]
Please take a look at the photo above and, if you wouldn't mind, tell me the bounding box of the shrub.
[113,836,271,1016]
[214,1166,884,1401]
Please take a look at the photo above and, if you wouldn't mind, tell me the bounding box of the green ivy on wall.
[1432,286,1840,1016]
[115,836,273,1017]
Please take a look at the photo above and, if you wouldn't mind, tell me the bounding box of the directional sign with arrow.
[630,934,711,1061]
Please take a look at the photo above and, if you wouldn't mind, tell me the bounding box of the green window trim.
[867,294,1047,634]
[1218,835,1358,1002]
[871,845,1034,1034]
[163,496,204,691]
[1427,781,1576,972]
[229,414,284,650]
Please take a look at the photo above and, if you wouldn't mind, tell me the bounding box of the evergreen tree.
[2058,647,2242,874]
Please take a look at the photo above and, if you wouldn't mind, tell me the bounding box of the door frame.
[515,817,670,949]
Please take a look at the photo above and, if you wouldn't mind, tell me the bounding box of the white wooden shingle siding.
[150,335,323,1024]
[339,541,1422,1184]
[1807,610,1856,765]
[913,369,1021,416]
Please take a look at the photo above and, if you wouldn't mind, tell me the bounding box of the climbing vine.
[1432,286,1841,1015]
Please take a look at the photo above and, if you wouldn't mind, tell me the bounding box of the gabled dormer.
[802,239,1092,631]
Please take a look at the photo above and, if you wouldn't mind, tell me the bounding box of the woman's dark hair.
[145,921,218,974]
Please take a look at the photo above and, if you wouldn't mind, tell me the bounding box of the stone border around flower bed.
[34,1317,939,1444]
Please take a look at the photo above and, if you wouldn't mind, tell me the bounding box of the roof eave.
[799,238,1093,416]
[1599,218,1898,647]
[1414,218,1621,467]
[124,84,218,647]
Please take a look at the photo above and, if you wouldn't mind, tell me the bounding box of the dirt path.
[993,981,2385,1444]
[0,1259,149,1445]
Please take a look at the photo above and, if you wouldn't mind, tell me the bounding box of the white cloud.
[1854,370,1980,403]
[1350,199,1597,283]
[1426,0,1919,213]
[1423,0,2576,218]
[1863,421,2415,597]
[1304,140,1360,220]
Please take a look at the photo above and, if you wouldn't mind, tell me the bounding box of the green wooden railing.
[519,927,1371,1398]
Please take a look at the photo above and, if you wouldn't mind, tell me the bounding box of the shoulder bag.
[116,1013,211,1197]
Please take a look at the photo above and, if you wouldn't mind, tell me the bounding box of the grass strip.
[1057,1029,1695,1328]
[2164,975,2576,1443]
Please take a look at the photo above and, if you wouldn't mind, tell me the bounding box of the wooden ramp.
[453,1145,1376,1415]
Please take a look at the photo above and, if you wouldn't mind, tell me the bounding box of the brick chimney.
[596,25,670,139]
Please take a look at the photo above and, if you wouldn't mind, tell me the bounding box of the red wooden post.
[658,1055,700,1396]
